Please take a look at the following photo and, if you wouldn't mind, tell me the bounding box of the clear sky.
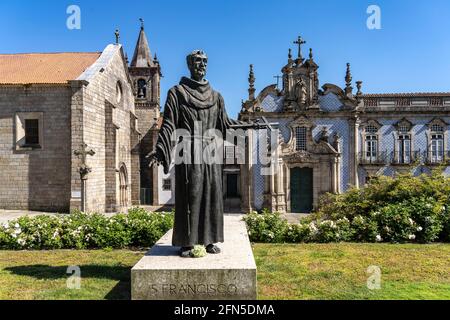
[1,0,450,117]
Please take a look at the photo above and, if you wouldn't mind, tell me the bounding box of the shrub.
[243,210,288,243]
[0,208,174,250]
[243,171,450,244]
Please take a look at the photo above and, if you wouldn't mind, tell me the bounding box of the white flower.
[417,226,423,232]
[11,234,17,239]
[425,203,432,209]
[17,238,26,246]
[2,222,8,229]
[408,218,415,225]
[14,223,19,229]
[376,235,382,242]
[408,234,416,240]
[309,222,318,233]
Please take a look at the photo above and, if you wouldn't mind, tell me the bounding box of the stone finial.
[115,29,120,44]
[309,48,313,60]
[345,63,353,95]
[248,64,256,101]
[125,53,129,65]
[154,52,159,63]
[356,80,363,96]
[288,48,292,61]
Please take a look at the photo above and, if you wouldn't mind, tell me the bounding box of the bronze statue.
[148,50,266,258]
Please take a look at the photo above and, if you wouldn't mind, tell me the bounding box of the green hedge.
[0,208,174,250]
[244,171,450,244]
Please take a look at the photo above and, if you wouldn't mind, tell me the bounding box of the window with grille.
[163,179,172,191]
[295,127,307,151]
[25,119,40,145]
[365,125,378,134]
[431,124,444,133]
[398,125,410,133]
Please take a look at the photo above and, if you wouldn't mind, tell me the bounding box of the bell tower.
[129,19,162,205]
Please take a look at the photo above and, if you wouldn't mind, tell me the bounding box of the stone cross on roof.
[115,29,120,44]
[273,75,282,89]
[293,36,306,61]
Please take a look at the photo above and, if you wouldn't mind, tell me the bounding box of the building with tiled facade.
[0,23,161,213]
[232,38,450,213]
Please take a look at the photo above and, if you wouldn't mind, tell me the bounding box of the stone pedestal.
[131,215,257,300]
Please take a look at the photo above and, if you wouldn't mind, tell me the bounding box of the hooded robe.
[154,76,242,247]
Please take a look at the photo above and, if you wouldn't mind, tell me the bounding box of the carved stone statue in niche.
[295,77,308,105]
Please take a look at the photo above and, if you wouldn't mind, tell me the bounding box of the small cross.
[293,36,306,60]
[139,18,144,30]
[74,143,95,167]
[115,29,120,44]
[273,75,282,89]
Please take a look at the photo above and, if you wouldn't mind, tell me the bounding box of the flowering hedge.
[0,208,174,250]
[244,172,450,244]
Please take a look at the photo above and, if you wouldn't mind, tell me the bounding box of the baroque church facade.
[232,38,450,213]
[0,23,162,213]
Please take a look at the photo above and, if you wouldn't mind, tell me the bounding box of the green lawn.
[254,243,450,300]
[0,244,449,300]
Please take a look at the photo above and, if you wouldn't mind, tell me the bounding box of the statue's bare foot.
[206,244,221,254]
[180,247,194,258]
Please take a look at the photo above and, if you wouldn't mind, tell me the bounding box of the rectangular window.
[296,127,307,151]
[398,135,411,164]
[431,134,444,163]
[25,119,40,145]
[15,112,43,150]
[366,135,378,162]
[162,179,172,191]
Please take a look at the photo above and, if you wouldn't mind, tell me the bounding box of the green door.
[290,167,313,213]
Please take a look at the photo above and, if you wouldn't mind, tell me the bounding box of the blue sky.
[1,0,450,117]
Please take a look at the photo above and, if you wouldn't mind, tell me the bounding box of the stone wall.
[0,85,72,212]
[73,45,136,213]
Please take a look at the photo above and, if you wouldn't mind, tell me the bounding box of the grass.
[253,243,450,300]
[0,244,449,300]
[0,250,144,300]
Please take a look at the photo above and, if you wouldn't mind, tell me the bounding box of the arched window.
[362,120,382,163]
[119,164,128,207]
[116,81,123,104]
[395,119,413,164]
[137,79,147,99]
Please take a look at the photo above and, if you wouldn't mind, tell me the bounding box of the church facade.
[0,23,162,213]
[232,38,450,213]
